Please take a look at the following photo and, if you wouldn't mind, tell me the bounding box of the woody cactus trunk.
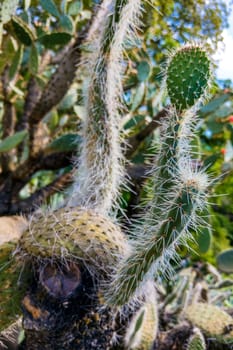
[0,0,216,349]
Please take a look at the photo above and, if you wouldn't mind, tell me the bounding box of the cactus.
[216,249,233,273]
[106,44,212,306]
[125,283,158,350]
[184,302,233,343]
[18,206,129,275]
[69,0,142,214]
[186,328,206,350]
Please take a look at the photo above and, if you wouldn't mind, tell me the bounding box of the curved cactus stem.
[69,0,142,214]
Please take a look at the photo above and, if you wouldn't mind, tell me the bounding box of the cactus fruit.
[106,44,212,306]
[186,328,206,350]
[166,44,212,111]
[125,284,158,350]
[18,206,129,274]
[184,302,233,343]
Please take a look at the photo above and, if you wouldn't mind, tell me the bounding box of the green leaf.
[0,130,28,153]
[38,32,72,48]
[39,0,60,17]
[131,83,145,112]
[68,0,82,16]
[58,90,77,110]
[59,14,73,33]
[12,15,36,46]
[0,37,16,73]
[217,249,233,273]
[29,45,39,75]
[45,134,81,153]
[137,61,150,82]
[9,45,23,80]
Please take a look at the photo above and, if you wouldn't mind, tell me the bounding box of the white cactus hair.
[69,0,143,215]
[105,49,213,305]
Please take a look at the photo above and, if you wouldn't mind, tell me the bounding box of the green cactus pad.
[216,249,233,273]
[187,328,206,350]
[185,302,233,343]
[19,207,128,273]
[125,292,158,349]
[166,45,211,111]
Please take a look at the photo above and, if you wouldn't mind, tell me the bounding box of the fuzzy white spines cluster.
[69,0,142,215]
[105,100,211,306]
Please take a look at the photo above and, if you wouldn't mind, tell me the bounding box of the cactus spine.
[106,45,212,306]
[69,0,142,214]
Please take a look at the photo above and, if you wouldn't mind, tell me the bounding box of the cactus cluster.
[1,1,230,350]
[106,44,212,307]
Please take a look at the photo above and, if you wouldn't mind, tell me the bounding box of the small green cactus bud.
[166,44,211,111]
[184,302,233,343]
[186,328,206,350]
[18,207,129,274]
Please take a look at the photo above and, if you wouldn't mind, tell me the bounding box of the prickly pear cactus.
[106,44,212,307]
[166,45,211,111]
[19,206,129,274]
[125,285,158,349]
[185,302,233,344]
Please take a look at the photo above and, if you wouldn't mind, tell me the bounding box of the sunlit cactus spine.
[106,44,212,306]
[69,0,142,214]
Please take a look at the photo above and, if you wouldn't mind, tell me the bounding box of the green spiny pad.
[18,207,128,272]
[166,45,211,111]
[187,328,206,350]
[185,302,233,343]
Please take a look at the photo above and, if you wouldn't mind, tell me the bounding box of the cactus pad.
[18,207,128,273]
[185,302,233,343]
[166,45,211,111]
[186,328,206,350]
